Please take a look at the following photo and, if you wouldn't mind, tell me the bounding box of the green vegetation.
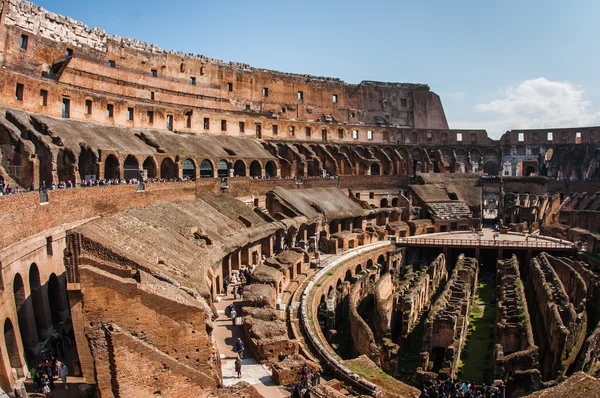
[458,278,496,384]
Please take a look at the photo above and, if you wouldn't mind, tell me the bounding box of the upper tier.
[0,0,449,132]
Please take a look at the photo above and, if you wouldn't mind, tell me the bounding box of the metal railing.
[395,237,573,249]
[299,241,391,396]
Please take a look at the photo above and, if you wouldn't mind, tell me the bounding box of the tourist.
[230,306,237,325]
[237,285,244,299]
[235,356,242,379]
[311,370,320,386]
[235,338,245,358]
[223,276,229,297]
[58,361,69,389]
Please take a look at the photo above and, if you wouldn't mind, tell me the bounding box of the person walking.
[235,356,242,379]
[58,361,69,389]
[235,338,244,358]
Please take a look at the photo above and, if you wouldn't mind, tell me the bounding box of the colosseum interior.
[0,1,600,397]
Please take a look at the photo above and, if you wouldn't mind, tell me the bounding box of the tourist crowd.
[420,379,505,398]
[30,329,76,397]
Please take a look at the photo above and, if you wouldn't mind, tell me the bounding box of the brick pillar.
[97,162,104,180]
[56,274,70,322]
[31,157,40,189]
[31,285,53,340]
[67,289,95,383]
[16,294,39,352]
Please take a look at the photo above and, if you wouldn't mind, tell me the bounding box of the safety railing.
[300,241,391,396]
[395,237,573,249]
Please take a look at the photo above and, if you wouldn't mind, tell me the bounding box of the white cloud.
[451,78,600,139]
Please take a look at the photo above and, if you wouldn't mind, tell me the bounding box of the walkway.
[397,229,575,250]
[213,294,288,397]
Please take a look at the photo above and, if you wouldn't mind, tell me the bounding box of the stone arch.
[182,158,196,180]
[345,269,353,282]
[380,198,389,208]
[370,163,380,176]
[13,274,38,353]
[327,285,335,299]
[233,160,247,177]
[525,165,536,176]
[265,160,277,178]
[104,154,120,180]
[217,159,229,178]
[391,198,398,207]
[355,263,363,274]
[3,318,23,371]
[377,255,386,269]
[57,148,77,183]
[249,160,262,177]
[366,259,374,269]
[143,156,157,179]
[123,155,139,180]
[78,146,97,181]
[336,278,343,291]
[200,159,215,178]
[160,158,178,180]
[483,161,499,176]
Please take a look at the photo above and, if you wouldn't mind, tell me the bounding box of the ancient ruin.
[0,0,599,397]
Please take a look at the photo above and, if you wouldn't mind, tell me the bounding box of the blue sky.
[35,0,600,138]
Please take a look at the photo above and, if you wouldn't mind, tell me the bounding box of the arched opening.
[47,274,66,326]
[327,285,335,299]
[13,274,37,357]
[483,161,499,176]
[249,161,262,177]
[78,146,97,181]
[391,198,398,207]
[233,160,247,177]
[123,155,139,180]
[370,163,380,176]
[3,319,23,372]
[143,157,157,179]
[380,198,389,208]
[200,159,214,178]
[525,166,536,176]
[57,149,76,183]
[355,263,363,275]
[29,263,50,340]
[160,158,178,180]
[217,160,229,178]
[265,161,277,178]
[104,154,120,180]
[336,279,343,292]
[182,158,196,180]
[366,259,374,269]
[345,270,353,282]
[377,255,387,272]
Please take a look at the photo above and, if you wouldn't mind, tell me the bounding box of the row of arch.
[5,263,68,373]
[77,152,279,181]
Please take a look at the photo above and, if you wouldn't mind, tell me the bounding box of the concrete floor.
[213,294,289,397]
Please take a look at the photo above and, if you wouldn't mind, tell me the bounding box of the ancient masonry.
[1,0,600,397]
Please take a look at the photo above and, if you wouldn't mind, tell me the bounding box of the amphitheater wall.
[349,274,380,365]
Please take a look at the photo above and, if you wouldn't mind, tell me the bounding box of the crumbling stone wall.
[421,254,478,379]
[348,273,381,365]
[524,253,587,381]
[494,256,540,396]
[394,253,447,339]
[76,265,218,397]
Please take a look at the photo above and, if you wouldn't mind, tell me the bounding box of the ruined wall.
[494,256,540,396]
[76,265,218,397]
[394,253,447,338]
[0,0,449,136]
[348,273,380,366]
[421,255,478,379]
[524,253,585,381]
[373,273,394,340]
